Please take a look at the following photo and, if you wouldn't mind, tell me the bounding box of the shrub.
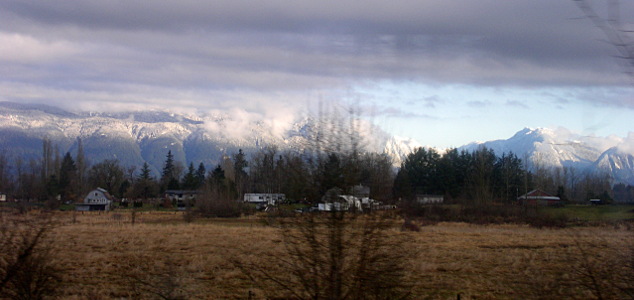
[0,212,61,299]
[237,211,414,299]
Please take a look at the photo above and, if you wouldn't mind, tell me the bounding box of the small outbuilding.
[589,199,603,205]
[165,190,198,209]
[75,188,114,211]
[416,194,444,204]
[517,189,561,206]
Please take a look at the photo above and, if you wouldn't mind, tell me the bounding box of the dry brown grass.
[23,211,634,299]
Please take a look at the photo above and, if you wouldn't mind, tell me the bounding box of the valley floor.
[31,211,634,299]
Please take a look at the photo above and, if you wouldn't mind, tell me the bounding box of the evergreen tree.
[276,151,313,203]
[58,152,77,202]
[75,137,87,194]
[493,152,524,203]
[397,147,441,196]
[209,165,226,188]
[319,153,343,195]
[469,147,496,204]
[140,162,152,181]
[160,151,176,192]
[196,162,206,188]
[46,174,59,200]
[233,149,248,196]
[393,164,413,200]
[436,148,461,199]
[127,162,158,200]
[181,162,198,190]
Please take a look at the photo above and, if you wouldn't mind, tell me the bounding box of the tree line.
[0,134,629,207]
[394,146,627,204]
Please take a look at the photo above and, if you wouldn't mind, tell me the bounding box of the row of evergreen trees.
[394,147,527,203]
[0,138,625,205]
[0,104,625,206]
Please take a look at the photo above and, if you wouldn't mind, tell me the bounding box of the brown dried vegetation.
[1,210,632,299]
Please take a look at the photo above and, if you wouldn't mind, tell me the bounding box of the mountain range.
[0,102,419,177]
[0,101,632,185]
[460,127,634,185]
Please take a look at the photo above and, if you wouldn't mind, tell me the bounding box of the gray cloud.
[506,100,529,109]
[467,100,492,108]
[422,96,443,108]
[0,0,632,115]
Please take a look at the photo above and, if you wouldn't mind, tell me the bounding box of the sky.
[0,0,633,149]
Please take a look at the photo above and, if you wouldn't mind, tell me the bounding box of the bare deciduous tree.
[238,210,414,299]
[574,0,634,79]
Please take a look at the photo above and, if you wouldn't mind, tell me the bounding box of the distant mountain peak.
[0,101,78,118]
[459,127,634,185]
[0,104,418,176]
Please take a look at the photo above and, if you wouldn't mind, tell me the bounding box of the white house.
[75,188,114,211]
[243,193,285,205]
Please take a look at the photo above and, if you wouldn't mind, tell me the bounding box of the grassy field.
[17,210,626,299]
[542,204,634,222]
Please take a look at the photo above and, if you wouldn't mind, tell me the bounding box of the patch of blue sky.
[350,81,633,149]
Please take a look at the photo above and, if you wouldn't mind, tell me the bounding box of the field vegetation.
[1,107,633,299]
[0,209,630,299]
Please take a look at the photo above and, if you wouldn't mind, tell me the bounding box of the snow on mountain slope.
[459,127,634,184]
[0,102,411,174]
[461,127,619,168]
[593,147,634,184]
[384,136,423,166]
[2,102,633,184]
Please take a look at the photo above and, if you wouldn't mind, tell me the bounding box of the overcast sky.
[1,0,632,148]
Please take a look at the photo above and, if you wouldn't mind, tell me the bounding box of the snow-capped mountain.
[592,147,634,184]
[459,127,634,185]
[0,102,404,175]
[384,136,424,167]
[1,102,633,185]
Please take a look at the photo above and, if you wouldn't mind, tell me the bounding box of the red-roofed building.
[517,189,561,206]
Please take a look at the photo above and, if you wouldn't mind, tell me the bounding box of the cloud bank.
[0,0,632,142]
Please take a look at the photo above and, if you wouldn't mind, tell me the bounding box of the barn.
[75,188,114,211]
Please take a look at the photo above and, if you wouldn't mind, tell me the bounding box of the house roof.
[89,188,115,201]
[517,189,560,201]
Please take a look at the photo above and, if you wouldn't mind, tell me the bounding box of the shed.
[165,190,198,209]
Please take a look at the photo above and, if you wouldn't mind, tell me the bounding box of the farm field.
[29,210,632,299]
[541,204,634,222]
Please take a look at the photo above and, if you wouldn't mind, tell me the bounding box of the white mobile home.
[243,193,285,205]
